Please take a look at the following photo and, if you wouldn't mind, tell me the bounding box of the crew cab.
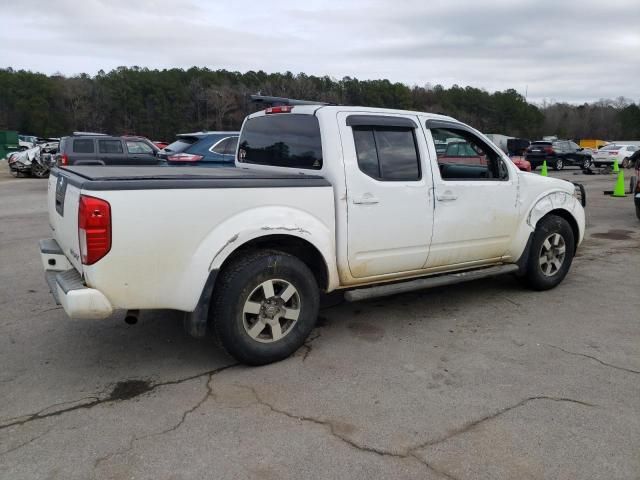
[40,104,586,365]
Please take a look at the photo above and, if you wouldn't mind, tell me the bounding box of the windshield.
[600,145,619,151]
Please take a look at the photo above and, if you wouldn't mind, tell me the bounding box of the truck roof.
[248,104,457,122]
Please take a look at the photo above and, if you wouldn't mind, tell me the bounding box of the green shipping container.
[0,130,19,159]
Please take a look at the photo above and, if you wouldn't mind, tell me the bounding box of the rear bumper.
[40,239,113,319]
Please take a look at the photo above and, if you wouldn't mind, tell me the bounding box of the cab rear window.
[238,114,323,170]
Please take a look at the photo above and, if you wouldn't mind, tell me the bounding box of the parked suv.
[56,135,162,166]
[525,140,592,170]
[158,132,239,166]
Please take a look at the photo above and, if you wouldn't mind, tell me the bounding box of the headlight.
[572,182,586,207]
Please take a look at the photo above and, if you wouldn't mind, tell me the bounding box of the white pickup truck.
[41,104,586,365]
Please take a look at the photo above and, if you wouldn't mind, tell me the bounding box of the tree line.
[0,66,638,141]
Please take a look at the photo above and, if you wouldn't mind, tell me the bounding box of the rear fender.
[179,206,338,312]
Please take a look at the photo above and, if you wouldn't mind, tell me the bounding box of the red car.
[510,156,532,172]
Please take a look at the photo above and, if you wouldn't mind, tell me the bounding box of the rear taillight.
[167,153,203,162]
[61,153,69,165]
[544,146,554,154]
[609,151,619,155]
[78,195,111,265]
[265,106,293,114]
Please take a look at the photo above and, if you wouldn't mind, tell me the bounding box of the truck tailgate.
[48,171,84,274]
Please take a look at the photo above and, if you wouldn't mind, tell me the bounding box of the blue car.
[159,131,240,166]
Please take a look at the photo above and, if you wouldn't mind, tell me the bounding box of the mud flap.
[183,270,218,338]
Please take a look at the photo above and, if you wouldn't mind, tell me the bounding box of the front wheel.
[582,157,592,169]
[211,250,320,365]
[554,158,564,170]
[621,157,631,169]
[523,215,575,291]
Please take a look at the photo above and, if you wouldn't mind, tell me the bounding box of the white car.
[593,144,639,168]
[40,102,586,365]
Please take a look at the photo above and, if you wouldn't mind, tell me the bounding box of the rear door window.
[73,139,94,153]
[210,137,232,155]
[353,127,420,181]
[98,140,124,154]
[238,114,323,169]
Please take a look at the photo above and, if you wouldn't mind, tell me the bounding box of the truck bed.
[53,166,331,190]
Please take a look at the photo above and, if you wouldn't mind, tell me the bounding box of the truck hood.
[517,170,575,194]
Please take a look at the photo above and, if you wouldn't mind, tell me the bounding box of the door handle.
[352,193,379,205]
[436,192,458,202]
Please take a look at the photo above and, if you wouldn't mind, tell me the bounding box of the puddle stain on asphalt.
[108,380,153,401]
[347,322,385,342]
[591,229,634,240]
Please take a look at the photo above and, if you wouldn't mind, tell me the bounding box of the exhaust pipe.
[124,309,140,325]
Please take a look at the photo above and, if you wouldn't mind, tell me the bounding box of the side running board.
[344,264,519,302]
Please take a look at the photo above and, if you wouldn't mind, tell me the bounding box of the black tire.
[31,162,49,178]
[553,158,564,171]
[211,250,320,365]
[582,157,591,169]
[622,157,631,169]
[523,215,575,291]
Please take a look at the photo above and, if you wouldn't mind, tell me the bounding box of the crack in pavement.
[93,370,223,473]
[410,396,595,452]
[0,425,54,456]
[545,344,640,375]
[300,331,322,362]
[0,363,239,432]
[240,384,459,479]
[238,387,595,480]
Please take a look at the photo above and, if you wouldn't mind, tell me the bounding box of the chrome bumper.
[40,239,113,319]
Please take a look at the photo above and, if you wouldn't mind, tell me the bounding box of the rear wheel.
[523,215,575,290]
[211,250,320,365]
[554,158,564,170]
[622,157,631,169]
[31,162,49,178]
[582,157,591,169]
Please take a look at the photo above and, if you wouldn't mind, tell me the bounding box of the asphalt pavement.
[1,164,638,480]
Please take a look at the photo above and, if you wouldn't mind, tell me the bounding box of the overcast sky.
[2,0,639,104]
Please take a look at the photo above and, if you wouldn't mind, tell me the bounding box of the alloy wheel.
[242,279,301,343]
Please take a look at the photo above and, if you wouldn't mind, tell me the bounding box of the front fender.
[177,206,338,311]
[526,190,582,230]
[507,189,585,262]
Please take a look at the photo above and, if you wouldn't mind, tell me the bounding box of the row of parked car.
[525,140,639,171]
[7,131,240,176]
[56,131,240,167]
